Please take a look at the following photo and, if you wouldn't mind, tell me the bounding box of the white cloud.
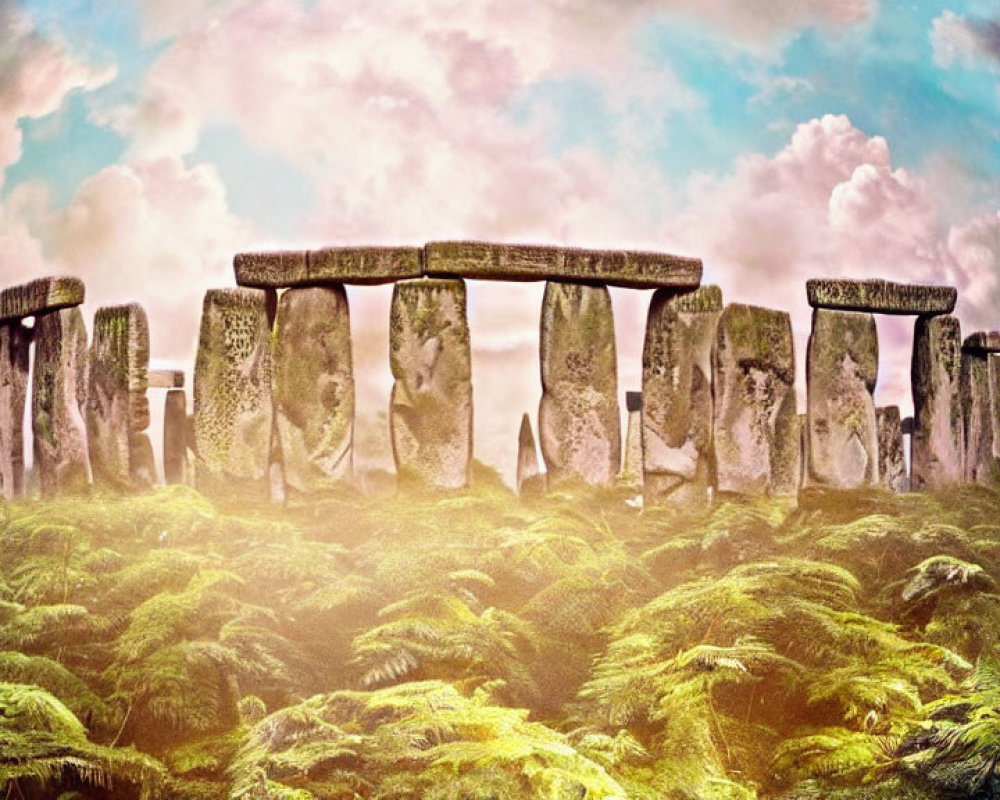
[932,10,1000,72]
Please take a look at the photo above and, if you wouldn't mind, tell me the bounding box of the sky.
[1,0,999,484]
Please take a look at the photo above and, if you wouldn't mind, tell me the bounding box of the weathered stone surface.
[806,309,879,489]
[0,323,31,498]
[235,248,422,287]
[163,390,187,485]
[86,304,152,490]
[963,331,1000,354]
[516,413,542,496]
[32,307,90,495]
[425,241,702,289]
[130,432,156,487]
[772,392,801,496]
[912,314,964,489]
[961,352,996,485]
[991,355,1000,462]
[877,406,907,492]
[642,286,722,505]
[712,303,796,496]
[390,279,472,489]
[273,286,354,493]
[148,370,184,389]
[539,281,620,487]
[193,288,274,499]
[807,279,956,315]
[0,277,84,324]
[621,392,643,487]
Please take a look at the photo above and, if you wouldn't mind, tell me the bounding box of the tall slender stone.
[516,413,542,496]
[273,286,354,493]
[32,307,90,496]
[991,355,1000,464]
[713,303,796,496]
[806,308,879,489]
[876,406,906,492]
[86,304,152,490]
[642,286,721,505]
[539,281,620,487]
[193,288,274,499]
[0,323,31,498]
[912,314,964,489]
[961,351,994,484]
[621,392,643,487]
[163,390,187,485]
[389,279,472,489]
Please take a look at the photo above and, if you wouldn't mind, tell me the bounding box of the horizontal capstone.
[0,277,84,323]
[234,247,421,287]
[806,279,956,315]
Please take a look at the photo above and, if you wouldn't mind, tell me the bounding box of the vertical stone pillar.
[273,286,354,494]
[912,315,964,489]
[539,281,620,488]
[641,285,721,505]
[621,391,643,487]
[32,307,90,496]
[991,355,1000,465]
[193,288,274,499]
[712,303,796,496]
[876,406,906,492]
[516,413,542,496]
[163,389,187,485]
[86,304,152,490]
[0,323,31,499]
[806,308,879,489]
[389,279,472,490]
[962,351,995,485]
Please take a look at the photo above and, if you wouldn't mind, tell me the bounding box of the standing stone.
[713,303,796,496]
[32,307,90,496]
[806,309,879,489]
[516,413,542,496]
[642,286,721,505]
[193,288,274,499]
[86,304,152,490]
[163,390,187,485]
[876,406,906,492]
[912,315,964,489]
[389,279,472,489]
[273,286,354,493]
[539,282,620,487]
[0,323,31,498]
[621,392,643,487]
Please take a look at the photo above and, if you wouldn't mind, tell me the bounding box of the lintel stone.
[963,331,1000,354]
[235,247,421,287]
[0,277,84,323]
[148,370,185,389]
[806,279,956,315]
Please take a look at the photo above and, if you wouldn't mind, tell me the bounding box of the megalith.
[273,285,354,493]
[0,323,30,498]
[86,304,152,490]
[621,391,643,487]
[712,303,797,496]
[516,413,542,496]
[389,278,472,489]
[912,314,964,489]
[163,390,187,485]
[876,406,906,492]
[193,288,274,499]
[961,333,1000,485]
[806,308,879,489]
[641,285,721,505]
[32,307,90,495]
[539,281,620,487]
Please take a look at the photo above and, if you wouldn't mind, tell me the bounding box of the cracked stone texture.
[877,406,907,492]
[194,288,274,499]
[0,276,84,324]
[390,279,472,489]
[539,281,620,487]
[912,314,964,489]
[807,279,956,315]
[86,304,152,491]
[961,352,996,485]
[713,303,797,496]
[273,286,354,493]
[32,307,90,496]
[642,286,722,506]
[235,248,422,288]
[516,413,542,496]
[806,308,879,489]
[0,323,30,498]
[163,389,188,485]
[425,241,702,289]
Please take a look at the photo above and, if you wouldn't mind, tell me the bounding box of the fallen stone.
[424,241,702,289]
[390,279,472,489]
[148,370,184,389]
[193,288,275,499]
[912,314,964,489]
[642,286,722,505]
[962,351,996,485]
[163,389,187,485]
[86,304,152,490]
[0,323,31,498]
[807,279,956,315]
[621,391,643,487]
[32,307,90,496]
[713,303,796,496]
[273,285,354,493]
[235,247,422,287]
[516,413,542,496]
[963,331,1000,354]
[0,276,84,324]
[806,309,879,489]
[877,406,907,492]
[539,281,620,487]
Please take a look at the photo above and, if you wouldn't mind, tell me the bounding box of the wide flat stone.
[425,241,702,289]
[163,390,188,485]
[807,279,956,315]
[0,277,84,323]
[912,314,964,489]
[539,281,620,487]
[273,286,354,493]
[0,323,31,498]
[877,406,906,492]
[390,279,472,489]
[962,351,996,485]
[963,331,1000,354]
[148,370,185,389]
[234,247,421,287]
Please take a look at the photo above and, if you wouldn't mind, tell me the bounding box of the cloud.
[932,10,1000,72]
